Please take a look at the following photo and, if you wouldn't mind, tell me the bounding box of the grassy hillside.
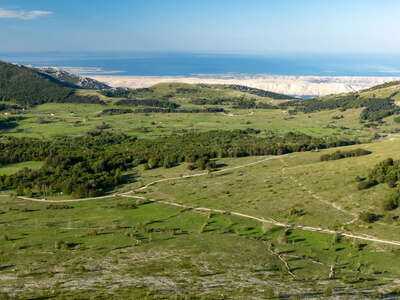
[0,61,104,106]
[2,139,400,298]
[3,75,400,298]
[279,82,400,123]
[0,61,74,105]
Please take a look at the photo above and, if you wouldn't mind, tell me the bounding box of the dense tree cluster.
[0,131,358,198]
[362,81,400,92]
[190,98,232,105]
[0,133,137,197]
[100,88,132,98]
[198,84,294,100]
[279,93,400,122]
[0,103,21,111]
[357,158,400,211]
[0,61,73,105]
[0,61,103,106]
[359,98,400,121]
[58,94,105,105]
[98,108,135,116]
[190,97,277,109]
[320,149,371,161]
[115,99,180,109]
[0,117,24,130]
[232,98,277,109]
[99,107,225,116]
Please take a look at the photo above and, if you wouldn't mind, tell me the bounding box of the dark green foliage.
[357,158,400,192]
[209,84,294,100]
[115,99,180,109]
[359,98,400,121]
[278,93,362,112]
[100,88,132,98]
[357,179,378,190]
[320,149,371,161]
[362,81,400,92]
[99,107,225,116]
[0,61,102,106]
[99,108,134,116]
[58,93,105,105]
[0,116,24,130]
[394,116,400,124]
[190,97,277,109]
[0,61,73,105]
[232,98,277,109]
[279,93,400,122]
[0,103,21,111]
[367,158,399,185]
[0,131,357,197]
[190,98,231,105]
[46,204,74,210]
[116,202,138,209]
[359,212,379,223]
[382,190,400,211]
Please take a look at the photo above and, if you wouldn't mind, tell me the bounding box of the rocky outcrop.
[34,67,111,90]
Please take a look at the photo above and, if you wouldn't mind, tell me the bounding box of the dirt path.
[10,154,400,247]
[280,158,359,226]
[121,194,400,246]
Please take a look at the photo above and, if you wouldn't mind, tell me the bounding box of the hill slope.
[279,81,400,122]
[0,61,104,106]
[35,66,111,90]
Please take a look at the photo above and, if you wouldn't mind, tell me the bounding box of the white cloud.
[0,8,53,20]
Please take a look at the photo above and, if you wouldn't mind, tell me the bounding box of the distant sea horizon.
[2,51,400,77]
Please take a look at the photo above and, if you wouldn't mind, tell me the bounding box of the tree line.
[320,149,371,161]
[279,93,400,122]
[0,61,104,106]
[357,158,400,211]
[115,99,180,109]
[0,130,358,198]
[98,107,225,116]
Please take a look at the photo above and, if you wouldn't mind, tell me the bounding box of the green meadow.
[2,82,400,298]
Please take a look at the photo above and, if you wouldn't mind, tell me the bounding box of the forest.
[320,148,371,161]
[357,158,400,211]
[0,61,103,106]
[279,93,400,121]
[0,130,357,198]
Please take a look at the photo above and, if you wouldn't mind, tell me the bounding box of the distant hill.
[0,61,104,106]
[279,80,400,122]
[34,66,111,90]
[199,84,295,100]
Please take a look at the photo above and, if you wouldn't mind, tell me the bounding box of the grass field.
[2,104,393,140]
[1,194,399,299]
[0,161,43,176]
[2,138,400,298]
[141,137,400,240]
[3,82,400,298]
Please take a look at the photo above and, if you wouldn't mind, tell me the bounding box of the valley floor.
[2,137,400,299]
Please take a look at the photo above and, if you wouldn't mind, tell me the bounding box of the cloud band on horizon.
[0,8,53,20]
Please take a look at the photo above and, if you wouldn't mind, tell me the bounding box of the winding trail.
[280,158,359,226]
[8,154,400,247]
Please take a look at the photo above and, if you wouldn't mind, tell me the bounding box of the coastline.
[88,74,400,96]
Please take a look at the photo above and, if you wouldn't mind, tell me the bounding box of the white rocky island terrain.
[89,74,400,96]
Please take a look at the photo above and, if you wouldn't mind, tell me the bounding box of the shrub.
[359,212,379,223]
[320,149,371,161]
[383,189,400,211]
[54,240,67,249]
[357,179,378,190]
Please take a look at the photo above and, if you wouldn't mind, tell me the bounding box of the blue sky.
[0,0,399,53]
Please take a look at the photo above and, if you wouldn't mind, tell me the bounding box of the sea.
[1,51,400,77]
